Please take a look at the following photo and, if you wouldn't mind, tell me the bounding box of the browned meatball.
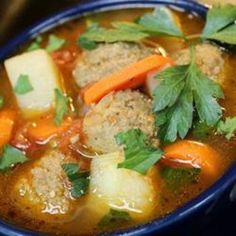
[73,42,152,87]
[83,90,156,154]
[172,43,224,80]
[10,151,78,222]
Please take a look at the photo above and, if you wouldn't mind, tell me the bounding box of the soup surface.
[0,7,235,236]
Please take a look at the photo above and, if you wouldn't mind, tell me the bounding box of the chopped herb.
[98,209,131,228]
[27,36,43,52]
[0,96,4,109]
[62,163,90,198]
[14,74,34,95]
[79,8,185,50]
[138,7,184,38]
[202,4,236,44]
[79,22,148,50]
[153,47,223,143]
[54,88,70,126]
[161,166,201,191]
[0,145,28,172]
[192,121,213,140]
[46,34,66,52]
[217,117,236,140]
[115,129,163,175]
[78,37,98,50]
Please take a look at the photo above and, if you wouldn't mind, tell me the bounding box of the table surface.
[0,0,235,235]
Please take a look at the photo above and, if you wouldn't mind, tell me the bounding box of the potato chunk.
[89,152,156,220]
[4,49,62,117]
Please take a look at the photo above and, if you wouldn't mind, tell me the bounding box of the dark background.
[0,0,235,235]
[0,0,86,47]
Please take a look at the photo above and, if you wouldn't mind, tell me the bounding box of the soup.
[0,5,235,235]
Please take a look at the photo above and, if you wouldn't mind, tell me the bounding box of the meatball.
[73,42,152,87]
[172,43,224,80]
[83,90,156,154]
[10,151,77,222]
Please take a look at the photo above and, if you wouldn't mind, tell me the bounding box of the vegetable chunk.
[0,109,15,148]
[163,140,224,179]
[73,42,152,87]
[89,152,156,220]
[4,49,62,117]
[83,54,173,104]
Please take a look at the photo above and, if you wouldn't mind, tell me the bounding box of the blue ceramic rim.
[0,0,235,235]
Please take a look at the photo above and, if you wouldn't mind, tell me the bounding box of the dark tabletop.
[0,1,235,235]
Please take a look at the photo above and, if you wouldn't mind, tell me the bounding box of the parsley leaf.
[62,163,90,198]
[78,37,97,50]
[79,8,184,49]
[46,34,66,52]
[139,7,184,38]
[217,117,236,140]
[153,65,186,112]
[27,36,43,52]
[202,4,236,44]
[156,86,194,142]
[207,24,236,45]
[115,129,163,175]
[153,47,223,142]
[14,74,34,95]
[0,145,28,172]
[79,22,148,49]
[0,96,4,109]
[188,56,223,125]
[98,209,131,228]
[161,167,200,191]
[54,88,70,126]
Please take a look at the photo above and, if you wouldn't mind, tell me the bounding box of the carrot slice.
[0,109,16,148]
[83,54,174,104]
[27,116,72,143]
[163,140,223,179]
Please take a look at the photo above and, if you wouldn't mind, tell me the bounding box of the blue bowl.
[0,1,235,235]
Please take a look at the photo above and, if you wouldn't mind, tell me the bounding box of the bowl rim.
[0,0,235,236]
[0,0,208,61]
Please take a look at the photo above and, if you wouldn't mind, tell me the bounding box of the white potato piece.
[89,152,157,220]
[145,64,171,97]
[4,49,62,117]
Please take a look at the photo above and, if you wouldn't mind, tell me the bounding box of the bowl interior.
[0,1,235,236]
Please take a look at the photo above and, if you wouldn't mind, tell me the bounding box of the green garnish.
[161,167,201,191]
[0,145,28,172]
[26,34,66,53]
[78,22,148,50]
[217,117,236,140]
[79,8,185,50]
[202,4,236,44]
[54,88,70,126]
[98,209,131,228]
[153,47,223,143]
[27,36,43,52]
[138,7,184,38]
[0,96,4,109]
[14,74,34,95]
[46,34,66,52]
[115,129,163,175]
[62,163,90,198]
[78,37,98,50]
